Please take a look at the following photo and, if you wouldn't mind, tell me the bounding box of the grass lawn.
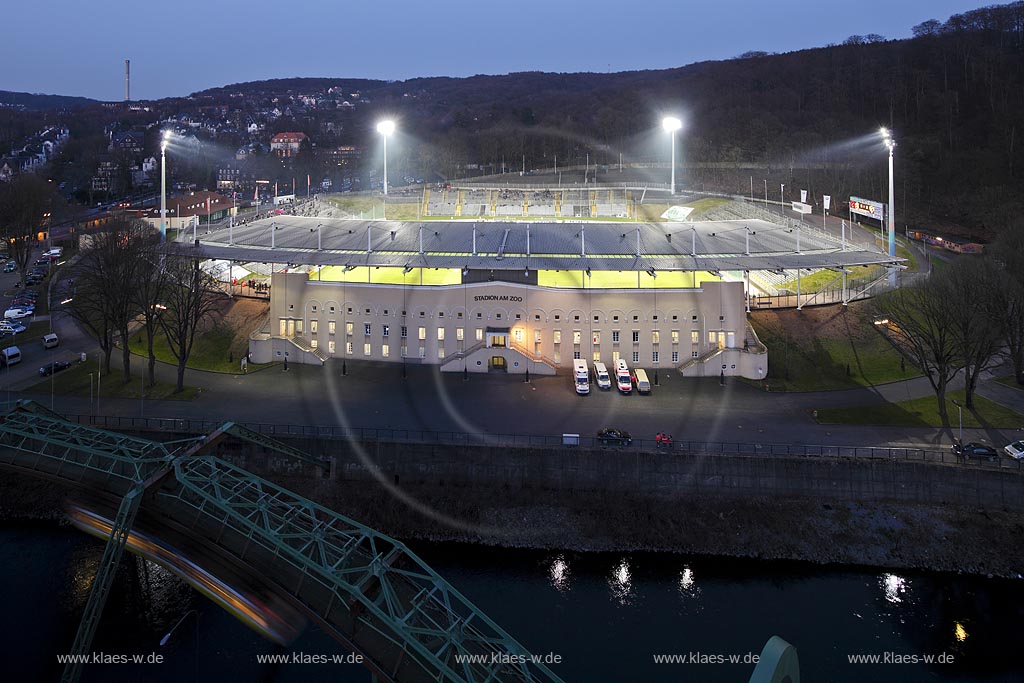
[749,305,921,391]
[4,320,54,348]
[686,197,732,216]
[129,323,273,374]
[23,360,199,401]
[815,389,1024,428]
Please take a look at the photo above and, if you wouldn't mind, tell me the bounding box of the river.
[3,523,1021,682]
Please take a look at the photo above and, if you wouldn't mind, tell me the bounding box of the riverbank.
[3,468,1021,579]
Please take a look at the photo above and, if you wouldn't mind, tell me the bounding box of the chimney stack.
[125,59,130,101]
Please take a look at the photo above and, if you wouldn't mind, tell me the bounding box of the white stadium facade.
[190,192,902,380]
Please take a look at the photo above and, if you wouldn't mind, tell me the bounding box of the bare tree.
[130,246,169,388]
[939,258,1004,409]
[0,174,55,284]
[159,249,223,393]
[874,279,960,424]
[990,225,1024,385]
[66,217,150,379]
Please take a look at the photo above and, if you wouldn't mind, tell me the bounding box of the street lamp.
[159,131,170,242]
[376,120,395,196]
[881,127,897,285]
[662,117,682,195]
[951,398,963,446]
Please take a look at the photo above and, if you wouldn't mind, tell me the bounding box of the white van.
[42,333,59,349]
[1,346,21,366]
[635,368,651,394]
[573,358,590,395]
[593,361,611,390]
[615,359,632,394]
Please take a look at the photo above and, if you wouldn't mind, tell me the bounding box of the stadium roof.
[194,216,901,273]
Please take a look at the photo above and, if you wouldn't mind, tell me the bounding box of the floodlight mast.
[662,117,682,195]
[882,127,897,286]
[377,120,395,195]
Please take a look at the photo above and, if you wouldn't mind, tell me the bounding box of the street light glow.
[663,116,682,194]
[377,120,396,196]
[662,116,682,132]
[376,120,395,136]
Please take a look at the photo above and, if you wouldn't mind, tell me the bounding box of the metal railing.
[61,414,1024,472]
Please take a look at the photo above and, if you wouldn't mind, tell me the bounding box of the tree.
[873,279,960,424]
[989,224,1024,385]
[938,258,1004,409]
[159,250,223,392]
[130,241,170,388]
[66,217,151,379]
[0,174,56,285]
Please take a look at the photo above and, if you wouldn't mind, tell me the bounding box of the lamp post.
[882,127,897,286]
[376,120,395,196]
[662,117,682,195]
[951,398,963,446]
[159,131,170,242]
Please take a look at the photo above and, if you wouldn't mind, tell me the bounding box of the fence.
[66,414,1024,473]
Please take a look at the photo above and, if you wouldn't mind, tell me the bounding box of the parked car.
[3,308,32,319]
[3,262,16,272]
[952,441,999,461]
[0,322,27,334]
[1003,440,1024,460]
[597,428,633,446]
[38,360,71,376]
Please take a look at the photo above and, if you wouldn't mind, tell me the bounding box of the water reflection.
[548,554,571,593]
[954,622,968,643]
[677,564,702,604]
[608,558,635,605]
[881,573,909,604]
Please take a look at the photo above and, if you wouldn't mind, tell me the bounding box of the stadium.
[188,186,902,379]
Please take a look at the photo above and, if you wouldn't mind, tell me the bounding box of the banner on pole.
[849,196,885,221]
[823,195,831,211]
[800,189,807,203]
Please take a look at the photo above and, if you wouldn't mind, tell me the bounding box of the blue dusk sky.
[0,0,988,101]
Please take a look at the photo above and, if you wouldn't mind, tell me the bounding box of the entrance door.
[489,356,507,372]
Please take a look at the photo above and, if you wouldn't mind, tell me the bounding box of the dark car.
[952,441,998,461]
[38,360,71,376]
[597,428,633,446]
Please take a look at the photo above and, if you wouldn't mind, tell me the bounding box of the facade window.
[594,315,599,322]
[652,351,659,363]
[438,347,445,359]
[671,350,679,363]
[345,342,353,355]
[573,330,582,344]
[383,309,388,316]
[672,315,678,321]
[328,321,336,335]
[495,313,502,320]
[418,346,426,358]
[310,320,318,334]
[612,350,620,363]
[438,311,445,318]
[671,330,679,344]
[633,315,639,322]
[692,350,699,358]
[311,339,318,349]
[534,330,541,343]
[437,328,445,341]
[457,311,463,319]
[418,327,427,341]
[573,350,581,360]
[554,315,560,321]
[328,340,336,354]
[632,330,640,343]
[476,312,483,319]
[363,343,371,356]
[346,322,354,336]
[535,314,541,321]
[296,320,304,333]
[515,313,521,320]
[592,332,600,344]
[475,328,484,341]
[378,324,387,337]
[513,328,523,343]
[401,345,408,357]
[553,330,562,344]
[456,327,464,341]
[330,306,335,314]
[553,349,561,364]
[612,330,620,343]
[652,331,660,344]
[365,308,371,315]
[632,351,639,363]
[419,311,425,318]
[708,331,718,344]
[574,315,580,321]
[364,323,371,336]
[401,326,407,338]
[613,315,619,321]
[691,331,700,344]
[593,351,601,362]
[692,315,698,321]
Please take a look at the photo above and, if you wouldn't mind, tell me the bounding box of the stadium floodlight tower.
[160,130,171,242]
[881,127,897,285]
[377,120,396,195]
[662,116,682,195]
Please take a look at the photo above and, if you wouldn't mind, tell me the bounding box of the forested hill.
[200,3,1022,237]
[0,90,97,111]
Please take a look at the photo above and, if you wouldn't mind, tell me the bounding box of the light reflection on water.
[608,558,634,605]
[881,572,909,604]
[548,553,571,592]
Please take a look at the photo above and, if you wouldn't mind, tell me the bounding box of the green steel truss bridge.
[0,401,565,683]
